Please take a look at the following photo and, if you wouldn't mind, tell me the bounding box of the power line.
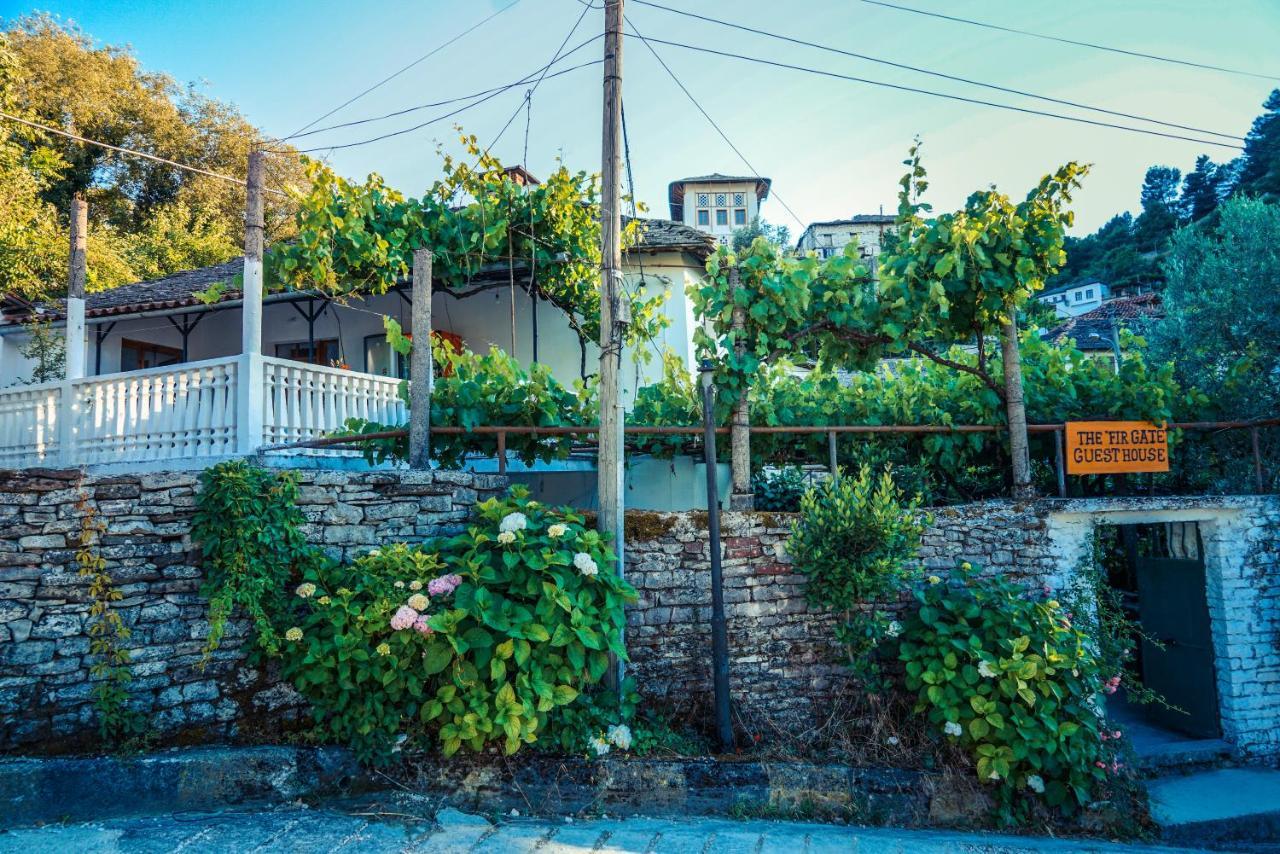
[622,16,808,229]
[0,111,288,195]
[475,0,596,166]
[857,0,1280,82]
[283,35,602,143]
[632,0,1244,142]
[290,58,599,154]
[282,0,524,141]
[630,35,1246,151]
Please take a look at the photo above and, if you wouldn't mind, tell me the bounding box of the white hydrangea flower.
[589,735,611,756]
[409,580,423,591]
[368,548,381,558]
[499,512,528,534]
[978,660,997,678]
[407,593,429,611]
[607,724,633,751]
[574,552,599,577]
[1026,774,1045,794]
[885,620,901,638]
[497,531,517,545]
[547,523,568,539]
[295,582,316,598]
[943,721,963,737]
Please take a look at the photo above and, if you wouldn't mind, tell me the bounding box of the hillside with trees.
[0,14,305,300]
[1049,89,1280,290]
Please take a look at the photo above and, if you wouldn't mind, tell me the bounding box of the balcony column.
[236,150,266,455]
[58,195,87,467]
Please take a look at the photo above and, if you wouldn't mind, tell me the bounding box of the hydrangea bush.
[898,563,1121,820]
[276,487,636,762]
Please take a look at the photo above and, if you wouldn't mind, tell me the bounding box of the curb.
[0,745,371,827]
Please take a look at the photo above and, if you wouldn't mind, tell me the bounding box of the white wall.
[678,182,761,245]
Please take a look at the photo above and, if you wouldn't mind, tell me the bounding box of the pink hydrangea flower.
[428,574,463,597]
[413,616,434,636]
[390,605,419,631]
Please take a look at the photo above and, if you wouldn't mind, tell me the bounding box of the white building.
[1035,280,1110,318]
[0,217,715,473]
[795,215,896,261]
[667,174,771,245]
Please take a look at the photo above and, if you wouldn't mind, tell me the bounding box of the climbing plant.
[192,461,323,660]
[691,143,1088,405]
[75,491,146,744]
[270,132,669,358]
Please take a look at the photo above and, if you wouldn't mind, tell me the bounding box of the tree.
[730,216,790,252]
[1235,89,1280,201]
[1149,196,1280,421]
[1179,155,1221,222]
[0,14,307,298]
[1134,165,1181,251]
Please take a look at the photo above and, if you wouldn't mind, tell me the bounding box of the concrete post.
[236,151,266,455]
[59,195,88,466]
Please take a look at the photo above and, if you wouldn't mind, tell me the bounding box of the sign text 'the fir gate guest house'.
[1065,421,1170,475]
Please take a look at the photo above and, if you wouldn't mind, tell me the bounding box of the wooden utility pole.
[1001,318,1034,498]
[598,0,626,570]
[409,249,434,470]
[728,265,753,509]
[236,150,266,455]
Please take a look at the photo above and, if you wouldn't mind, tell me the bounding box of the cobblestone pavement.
[0,805,1200,853]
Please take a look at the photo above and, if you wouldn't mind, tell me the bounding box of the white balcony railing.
[261,356,406,454]
[74,357,239,466]
[0,353,406,469]
[0,383,61,468]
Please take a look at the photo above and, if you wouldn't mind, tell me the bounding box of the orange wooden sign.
[1065,421,1170,475]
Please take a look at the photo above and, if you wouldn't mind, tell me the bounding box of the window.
[714,193,727,206]
[697,209,710,226]
[275,338,340,366]
[119,339,181,371]
[1074,291,1083,302]
[715,209,728,226]
[732,192,745,206]
[733,208,746,225]
[364,334,407,379]
[696,193,709,206]
[1085,287,1094,299]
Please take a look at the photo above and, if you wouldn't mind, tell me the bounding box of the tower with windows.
[667,174,771,244]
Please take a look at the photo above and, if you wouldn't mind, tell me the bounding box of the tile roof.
[1043,293,1163,350]
[5,218,713,324]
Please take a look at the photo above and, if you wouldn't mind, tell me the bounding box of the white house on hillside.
[0,216,715,475]
[794,214,896,262]
[668,174,771,245]
[1036,280,1110,318]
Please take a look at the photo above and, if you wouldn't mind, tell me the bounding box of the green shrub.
[276,487,637,762]
[789,465,926,687]
[898,564,1119,821]
[193,461,320,658]
[751,466,810,512]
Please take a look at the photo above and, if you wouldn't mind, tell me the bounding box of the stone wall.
[2,468,1277,760]
[622,496,1280,757]
[0,467,505,750]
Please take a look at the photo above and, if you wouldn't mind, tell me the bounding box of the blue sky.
[5,0,1278,233]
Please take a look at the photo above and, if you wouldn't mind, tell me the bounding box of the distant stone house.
[667,174,771,245]
[794,214,896,262]
[1043,292,1163,357]
[1036,280,1111,318]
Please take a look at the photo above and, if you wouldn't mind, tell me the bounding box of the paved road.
[0,805,1202,853]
